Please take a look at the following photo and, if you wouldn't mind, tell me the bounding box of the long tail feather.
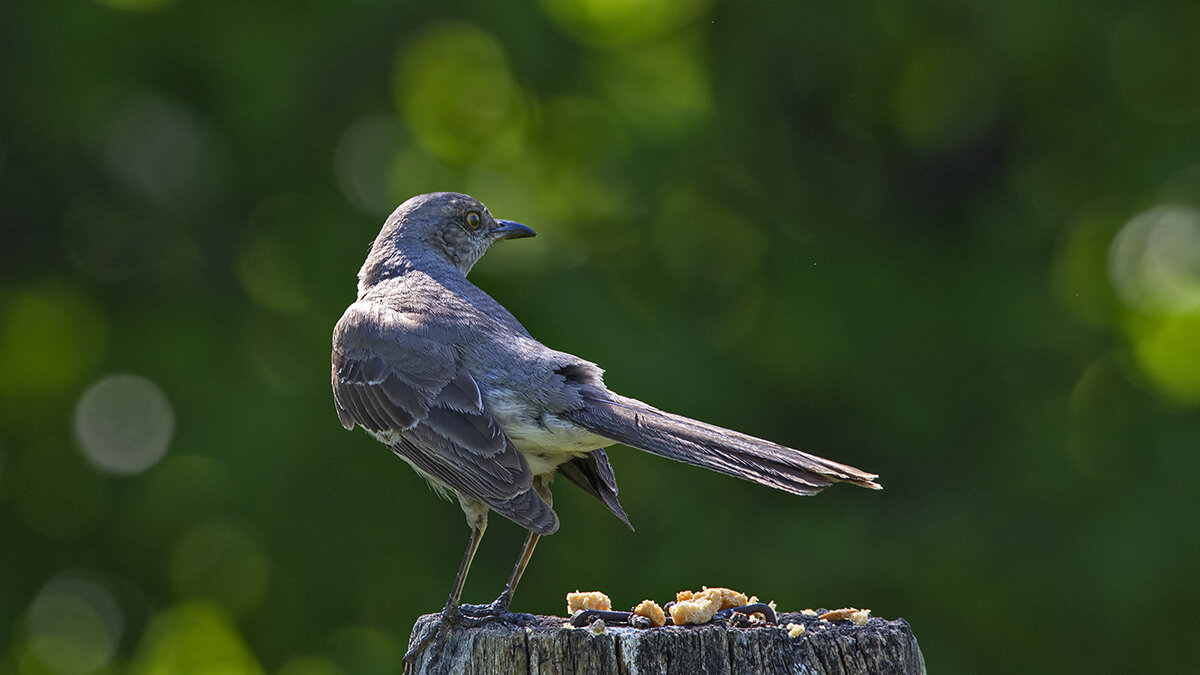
[564,389,881,496]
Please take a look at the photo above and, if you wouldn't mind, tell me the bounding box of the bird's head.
[358,192,535,290]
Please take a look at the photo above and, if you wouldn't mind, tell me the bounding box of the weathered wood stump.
[406,611,926,674]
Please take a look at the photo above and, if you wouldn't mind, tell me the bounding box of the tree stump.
[406,611,926,674]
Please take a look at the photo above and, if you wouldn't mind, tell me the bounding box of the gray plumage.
[331,192,879,640]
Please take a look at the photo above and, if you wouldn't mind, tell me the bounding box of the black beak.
[493,219,537,240]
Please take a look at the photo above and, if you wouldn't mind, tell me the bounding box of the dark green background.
[3,1,1200,673]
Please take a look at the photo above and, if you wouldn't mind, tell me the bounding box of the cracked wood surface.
[406,611,926,674]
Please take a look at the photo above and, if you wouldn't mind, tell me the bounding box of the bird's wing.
[332,301,557,534]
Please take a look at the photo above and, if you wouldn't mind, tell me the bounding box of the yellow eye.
[466,211,482,230]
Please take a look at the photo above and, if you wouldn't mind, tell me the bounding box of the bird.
[330,192,880,666]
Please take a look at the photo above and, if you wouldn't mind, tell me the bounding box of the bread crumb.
[633,599,666,628]
[669,597,717,625]
[700,586,749,610]
[669,587,751,625]
[567,590,612,615]
[786,622,805,638]
[801,609,817,616]
[850,609,871,626]
[820,607,866,622]
[669,592,720,625]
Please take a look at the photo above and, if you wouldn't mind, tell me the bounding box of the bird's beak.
[493,220,537,240]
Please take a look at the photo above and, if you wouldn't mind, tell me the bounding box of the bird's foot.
[401,601,536,673]
[458,597,536,626]
[402,605,465,673]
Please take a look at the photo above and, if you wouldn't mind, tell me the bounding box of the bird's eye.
[466,212,482,230]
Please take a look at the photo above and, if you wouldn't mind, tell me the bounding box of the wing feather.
[332,301,552,531]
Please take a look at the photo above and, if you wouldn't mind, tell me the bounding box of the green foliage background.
[3,0,1200,673]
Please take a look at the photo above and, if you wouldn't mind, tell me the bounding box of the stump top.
[407,610,926,674]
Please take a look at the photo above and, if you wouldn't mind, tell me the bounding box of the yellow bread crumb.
[819,607,867,622]
[850,609,871,626]
[669,592,720,625]
[786,622,805,638]
[633,599,666,628]
[801,609,817,616]
[700,586,749,610]
[675,587,749,609]
[567,591,612,615]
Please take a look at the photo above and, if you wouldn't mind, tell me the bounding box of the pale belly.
[486,392,612,475]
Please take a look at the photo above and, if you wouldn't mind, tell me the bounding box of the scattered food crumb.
[567,591,612,615]
[669,593,720,625]
[633,599,666,628]
[819,607,866,622]
[669,587,750,625]
[850,609,871,626]
[786,622,805,638]
[589,618,606,634]
[801,609,817,616]
[700,586,750,610]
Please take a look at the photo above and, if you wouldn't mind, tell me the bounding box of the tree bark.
[406,611,926,674]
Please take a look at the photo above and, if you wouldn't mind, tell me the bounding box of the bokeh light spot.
[892,44,999,153]
[129,603,263,675]
[25,574,124,675]
[1051,207,1123,326]
[1108,204,1200,314]
[1125,312,1200,406]
[394,23,525,165]
[235,232,309,313]
[333,115,406,216]
[170,520,270,616]
[0,286,108,401]
[103,93,227,209]
[599,38,712,137]
[386,144,457,203]
[74,374,175,476]
[539,0,712,46]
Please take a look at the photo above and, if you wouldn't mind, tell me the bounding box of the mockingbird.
[331,192,879,664]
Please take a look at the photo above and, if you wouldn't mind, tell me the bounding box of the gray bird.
[331,192,879,664]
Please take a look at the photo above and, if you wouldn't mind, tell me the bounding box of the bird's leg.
[459,530,540,621]
[461,476,550,623]
[402,522,487,671]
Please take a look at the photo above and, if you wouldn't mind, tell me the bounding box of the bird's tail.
[564,389,880,496]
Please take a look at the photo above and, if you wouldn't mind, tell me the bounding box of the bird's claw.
[403,599,540,672]
[459,600,536,626]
